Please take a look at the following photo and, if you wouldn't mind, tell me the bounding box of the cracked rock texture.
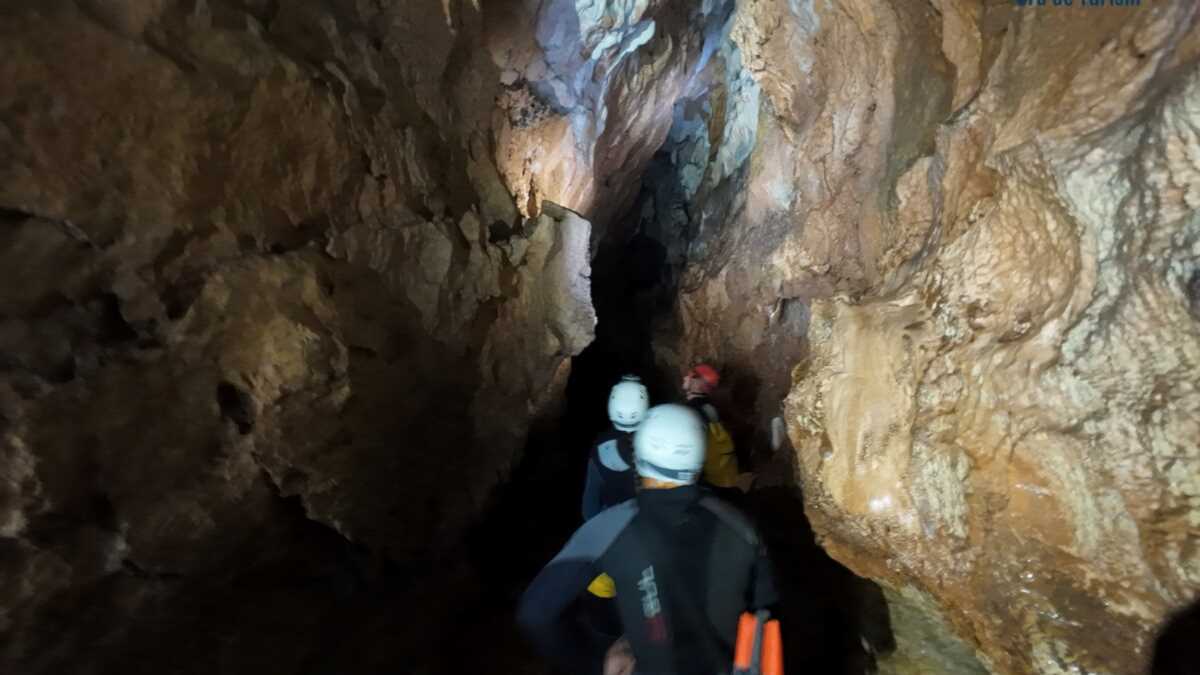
[0,0,735,671]
[659,0,1200,673]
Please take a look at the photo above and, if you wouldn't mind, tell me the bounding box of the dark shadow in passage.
[1151,598,1200,675]
[453,232,676,675]
[740,485,894,674]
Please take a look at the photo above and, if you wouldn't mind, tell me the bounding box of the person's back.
[682,364,740,492]
[597,484,774,674]
[520,404,778,675]
[581,375,648,521]
[582,427,637,520]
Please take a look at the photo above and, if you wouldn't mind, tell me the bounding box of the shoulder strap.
[597,438,631,472]
[549,500,638,565]
[698,497,759,546]
[700,497,777,612]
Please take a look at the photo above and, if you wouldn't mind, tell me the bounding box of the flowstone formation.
[653,0,1199,672]
[3,0,1197,673]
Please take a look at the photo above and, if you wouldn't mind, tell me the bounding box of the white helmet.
[633,403,707,484]
[608,375,649,431]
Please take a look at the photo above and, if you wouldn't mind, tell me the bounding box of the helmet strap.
[635,459,697,484]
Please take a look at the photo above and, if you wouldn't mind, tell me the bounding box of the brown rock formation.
[0,0,737,671]
[661,0,1199,672]
[3,0,1198,673]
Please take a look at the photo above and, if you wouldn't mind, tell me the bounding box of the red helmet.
[689,364,720,392]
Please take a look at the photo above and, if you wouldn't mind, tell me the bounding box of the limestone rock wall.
[5,0,1198,672]
[0,0,733,670]
[665,0,1200,672]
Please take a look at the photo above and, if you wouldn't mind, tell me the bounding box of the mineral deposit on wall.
[743,2,1197,673]
[656,0,1199,672]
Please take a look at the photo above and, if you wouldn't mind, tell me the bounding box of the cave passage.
[462,185,896,673]
[6,2,1197,674]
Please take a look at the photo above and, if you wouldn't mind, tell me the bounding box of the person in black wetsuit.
[519,403,779,675]
[581,375,649,521]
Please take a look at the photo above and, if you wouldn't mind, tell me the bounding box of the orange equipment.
[732,610,782,675]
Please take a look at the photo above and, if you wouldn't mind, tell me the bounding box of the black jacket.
[519,485,778,675]
[581,428,637,520]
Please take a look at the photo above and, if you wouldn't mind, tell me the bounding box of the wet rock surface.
[653,1,1200,673]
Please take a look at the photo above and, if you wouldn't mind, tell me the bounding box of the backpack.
[699,403,739,488]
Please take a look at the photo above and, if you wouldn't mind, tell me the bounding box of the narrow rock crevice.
[1,1,1197,674]
[216,381,256,435]
[1186,268,1200,320]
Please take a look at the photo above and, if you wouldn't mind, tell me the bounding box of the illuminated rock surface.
[2,0,1197,673]
[663,1,1199,673]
